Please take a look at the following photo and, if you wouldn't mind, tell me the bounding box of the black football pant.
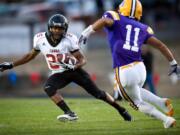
[44,68,106,99]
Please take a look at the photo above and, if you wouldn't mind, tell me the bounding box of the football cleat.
[163,116,176,128]
[119,111,132,121]
[57,112,78,122]
[162,99,174,116]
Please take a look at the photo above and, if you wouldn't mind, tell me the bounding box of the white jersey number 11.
[123,24,140,52]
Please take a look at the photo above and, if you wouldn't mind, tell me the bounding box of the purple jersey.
[103,11,154,68]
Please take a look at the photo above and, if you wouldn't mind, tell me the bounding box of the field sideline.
[0,98,179,135]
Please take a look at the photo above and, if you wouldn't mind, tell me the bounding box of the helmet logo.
[52,21,63,27]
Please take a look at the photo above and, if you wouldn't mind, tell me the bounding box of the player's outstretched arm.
[13,49,40,67]
[0,49,40,72]
[147,36,180,77]
[92,18,114,31]
[79,18,113,45]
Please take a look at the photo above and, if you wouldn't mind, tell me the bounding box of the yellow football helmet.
[119,0,142,21]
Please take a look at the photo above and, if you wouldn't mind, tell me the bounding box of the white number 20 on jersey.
[123,24,140,52]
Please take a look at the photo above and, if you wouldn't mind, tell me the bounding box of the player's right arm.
[92,17,114,31]
[0,49,40,72]
[0,33,42,72]
[79,18,113,45]
[79,11,116,45]
[13,49,40,67]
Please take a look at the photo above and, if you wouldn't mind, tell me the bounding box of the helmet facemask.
[47,14,69,45]
[49,26,66,43]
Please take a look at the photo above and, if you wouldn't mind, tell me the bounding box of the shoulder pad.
[104,11,120,20]
[66,33,74,38]
[34,32,45,41]
[35,32,45,38]
[65,33,78,40]
[147,27,154,34]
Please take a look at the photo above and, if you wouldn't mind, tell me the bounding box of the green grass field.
[0,98,179,135]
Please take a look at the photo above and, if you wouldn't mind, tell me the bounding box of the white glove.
[78,25,95,45]
[169,64,180,79]
[169,60,180,80]
[79,35,88,45]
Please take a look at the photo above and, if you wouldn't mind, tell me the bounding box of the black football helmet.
[47,14,69,43]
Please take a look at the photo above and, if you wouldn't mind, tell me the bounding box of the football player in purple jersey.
[79,0,180,128]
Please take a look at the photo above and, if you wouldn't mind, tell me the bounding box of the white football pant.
[114,62,169,122]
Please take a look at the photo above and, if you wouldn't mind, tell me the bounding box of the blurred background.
[0,0,180,98]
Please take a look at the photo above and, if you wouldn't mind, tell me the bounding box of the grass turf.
[0,98,179,135]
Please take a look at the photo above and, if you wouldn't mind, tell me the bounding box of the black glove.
[0,62,13,72]
[169,64,180,78]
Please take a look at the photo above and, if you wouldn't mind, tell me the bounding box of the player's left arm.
[147,37,175,62]
[71,50,86,69]
[147,36,180,76]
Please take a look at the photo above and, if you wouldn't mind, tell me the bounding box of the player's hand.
[0,62,13,72]
[78,35,87,45]
[78,25,95,45]
[169,64,180,78]
[60,62,75,71]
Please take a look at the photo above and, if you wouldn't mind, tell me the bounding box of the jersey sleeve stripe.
[33,48,40,52]
[147,27,154,34]
[70,49,79,53]
[107,11,120,20]
[34,49,40,52]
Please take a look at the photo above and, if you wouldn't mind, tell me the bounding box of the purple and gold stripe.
[107,11,120,20]
[130,0,137,18]
[115,67,138,110]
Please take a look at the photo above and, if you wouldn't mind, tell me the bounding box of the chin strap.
[46,32,65,46]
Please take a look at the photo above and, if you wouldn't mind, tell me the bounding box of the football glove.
[169,64,180,79]
[0,62,13,72]
[78,25,95,45]
[78,35,88,45]
[60,62,75,71]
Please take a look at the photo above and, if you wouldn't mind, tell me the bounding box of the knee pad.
[44,85,57,97]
